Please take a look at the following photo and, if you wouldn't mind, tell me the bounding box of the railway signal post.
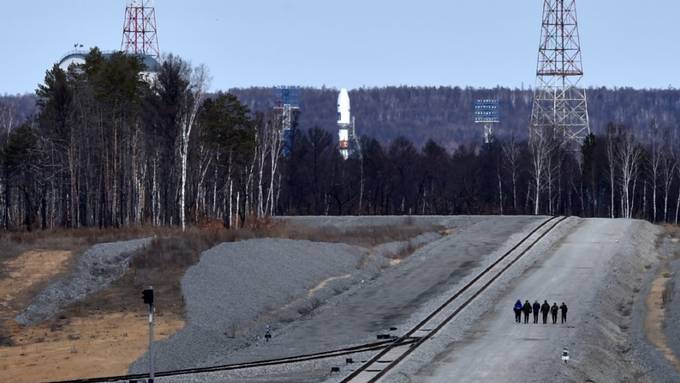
[142,287,155,382]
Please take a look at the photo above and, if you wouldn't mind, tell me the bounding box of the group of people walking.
[513,299,567,324]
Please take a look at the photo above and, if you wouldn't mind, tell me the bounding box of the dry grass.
[645,264,680,373]
[2,217,441,318]
[0,217,442,382]
[260,218,443,248]
[0,226,172,269]
[664,224,680,237]
[0,312,183,383]
[64,225,259,318]
[661,224,680,260]
[55,217,441,319]
[0,250,73,321]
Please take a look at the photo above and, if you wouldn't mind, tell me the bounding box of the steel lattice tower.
[273,87,300,158]
[530,0,589,144]
[121,0,160,59]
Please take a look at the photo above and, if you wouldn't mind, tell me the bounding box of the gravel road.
[138,216,544,382]
[382,218,662,383]
[118,217,670,383]
[15,237,151,325]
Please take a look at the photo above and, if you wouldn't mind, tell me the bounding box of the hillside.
[234,86,680,150]
[4,87,680,150]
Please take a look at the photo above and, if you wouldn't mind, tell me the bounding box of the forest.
[0,49,679,230]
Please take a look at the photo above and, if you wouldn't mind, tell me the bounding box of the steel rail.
[45,338,413,383]
[341,216,567,383]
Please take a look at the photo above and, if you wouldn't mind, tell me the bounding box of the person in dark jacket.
[540,300,550,324]
[522,300,532,324]
[513,299,522,323]
[265,324,272,342]
[551,302,559,324]
[560,302,568,323]
[532,300,541,323]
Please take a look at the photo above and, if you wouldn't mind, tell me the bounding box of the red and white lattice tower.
[121,0,160,59]
[530,0,589,144]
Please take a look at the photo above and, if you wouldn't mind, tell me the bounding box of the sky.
[1,0,679,95]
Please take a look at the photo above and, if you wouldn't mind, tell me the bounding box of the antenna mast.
[530,0,589,144]
[121,0,160,59]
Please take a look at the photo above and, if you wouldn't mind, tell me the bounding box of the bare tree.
[502,135,521,212]
[660,138,678,222]
[178,64,210,231]
[529,132,552,215]
[605,125,618,218]
[617,128,643,218]
[265,117,283,216]
[647,121,662,221]
[0,100,16,139]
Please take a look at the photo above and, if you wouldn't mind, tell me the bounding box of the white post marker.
[142,286,155,383]
[149,303,155,382]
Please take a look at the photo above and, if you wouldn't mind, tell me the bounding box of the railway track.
[339,215,567,383]
[45,338,414,383]
[46,216,565,383]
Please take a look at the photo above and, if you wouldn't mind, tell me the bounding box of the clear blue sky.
[1,1,678,95]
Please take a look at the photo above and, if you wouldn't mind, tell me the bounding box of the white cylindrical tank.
[337,88,351,126]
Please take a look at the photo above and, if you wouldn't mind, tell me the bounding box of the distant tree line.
[0,51,679,230]
[280,124,680,223]
[230,86,680,151]
[7,85,680,152]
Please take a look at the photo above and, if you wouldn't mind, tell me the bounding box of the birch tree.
[529,132,551,215]
[660,140,678,222]
[502,135,521,212]
[605,125,619,218]
[177,62,209,231]
[647,121,662,221]
[617,128,643,219]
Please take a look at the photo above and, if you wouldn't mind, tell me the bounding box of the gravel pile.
[15,237,151,325]
[275,215,477,232]
[632,226,680,382]
[144,216,543,382]
[120,217,673,383]
[371,232,443,259]
[131,238,376,372]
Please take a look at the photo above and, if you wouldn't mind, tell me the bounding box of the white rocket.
[337,88,351,159]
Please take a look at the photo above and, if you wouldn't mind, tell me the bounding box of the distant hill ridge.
[4,87,680,150]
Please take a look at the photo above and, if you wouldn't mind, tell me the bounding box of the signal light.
[142,288,154,305]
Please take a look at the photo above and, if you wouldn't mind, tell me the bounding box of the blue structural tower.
[273,87,300,157]
[474,99,500,144]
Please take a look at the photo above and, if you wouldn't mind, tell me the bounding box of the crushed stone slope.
[16,237,151,325]
[389,218,662,383]
[140,216,545,382]
[131,238,375,372]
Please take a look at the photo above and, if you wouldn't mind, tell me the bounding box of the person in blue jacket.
[513,299,522,323]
